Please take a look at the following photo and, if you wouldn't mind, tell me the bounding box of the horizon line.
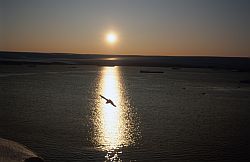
[0,50,249,58]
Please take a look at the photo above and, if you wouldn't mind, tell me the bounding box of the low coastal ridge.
[1,51,250,71]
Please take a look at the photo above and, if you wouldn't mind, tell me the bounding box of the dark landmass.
[1,51,250,71]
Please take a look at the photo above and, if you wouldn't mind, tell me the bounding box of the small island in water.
[140,70,164,73]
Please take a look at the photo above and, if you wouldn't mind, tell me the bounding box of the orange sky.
[1,0,250,57]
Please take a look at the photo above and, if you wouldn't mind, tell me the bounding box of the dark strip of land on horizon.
[1,51,250,71]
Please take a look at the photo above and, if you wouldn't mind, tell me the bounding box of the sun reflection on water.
[91,66,139,161]
[100,67,122,151]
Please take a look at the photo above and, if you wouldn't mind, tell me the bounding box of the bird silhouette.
[100,95,116,107]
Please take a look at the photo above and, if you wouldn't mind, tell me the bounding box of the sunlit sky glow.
[106,32,118,45]
[0,0,250,56]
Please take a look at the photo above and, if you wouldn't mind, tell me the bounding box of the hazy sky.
[1,0,250,56]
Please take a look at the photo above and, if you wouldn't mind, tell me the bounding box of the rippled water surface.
[0,65,250,162]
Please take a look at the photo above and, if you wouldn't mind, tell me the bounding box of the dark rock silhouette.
[25,157,44,162]
[0,138,43,162]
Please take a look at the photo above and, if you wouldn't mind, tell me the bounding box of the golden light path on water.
[92,66,139,161]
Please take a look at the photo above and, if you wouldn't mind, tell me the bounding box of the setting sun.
[106,32,118,44]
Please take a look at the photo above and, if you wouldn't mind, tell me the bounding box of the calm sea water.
[0,65,250,162]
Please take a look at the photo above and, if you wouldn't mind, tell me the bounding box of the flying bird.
[100,95,117,107]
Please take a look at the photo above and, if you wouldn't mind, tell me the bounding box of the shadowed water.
[0,65,250,162]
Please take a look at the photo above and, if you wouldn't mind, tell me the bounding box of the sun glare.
[106,32,117,44]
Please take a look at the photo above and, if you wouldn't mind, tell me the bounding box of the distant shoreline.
[1,51,250,71]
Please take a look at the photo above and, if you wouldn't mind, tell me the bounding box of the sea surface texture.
[0,65,250,162]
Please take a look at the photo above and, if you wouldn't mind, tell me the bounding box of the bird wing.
[100,95,108,101]
[111,102,116,107]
